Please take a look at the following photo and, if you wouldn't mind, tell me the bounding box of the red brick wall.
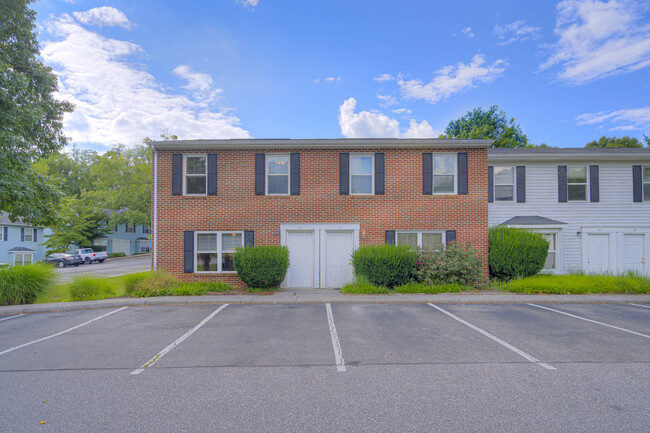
[153,147,488,286]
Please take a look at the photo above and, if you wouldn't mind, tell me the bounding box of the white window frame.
[0,227,3,241]
[265,154,291,196]
[537,231,560,274]
[126,224,135,233]
[194,231,244,274]
[643,165,650,202]
[567,166,589,202]
[433,153,457,195]
[395,230,446,250]
[14,253,33,266]
[183,154,208,196]
[349,153,375,195]
[24,229,34,242]
[493,166,515,202]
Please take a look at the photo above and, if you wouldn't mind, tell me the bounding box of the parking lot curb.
[1,293,649,315]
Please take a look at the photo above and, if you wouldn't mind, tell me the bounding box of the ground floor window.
[396,231,445,250]
[195,231,243,273]
[540,232,558,271]
[14,253,33,266]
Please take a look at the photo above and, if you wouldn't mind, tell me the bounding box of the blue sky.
[33,0,650,150]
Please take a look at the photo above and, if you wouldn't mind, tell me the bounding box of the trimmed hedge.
[489,226,549,280]
[351,245,417,288]
[233,246,289,289]
[0,264,55,305]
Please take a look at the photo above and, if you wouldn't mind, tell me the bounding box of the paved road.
[1,303,648,432]
[53,254,151,283]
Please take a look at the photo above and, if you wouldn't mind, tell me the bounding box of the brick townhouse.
[150,139,490,288]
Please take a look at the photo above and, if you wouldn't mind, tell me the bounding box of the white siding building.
[488,148,650,275]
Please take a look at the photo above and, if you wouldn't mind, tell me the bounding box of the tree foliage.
[443,106,528,148]
[585,136,645,148]
[43,197,110,253]
[0,0,74,225]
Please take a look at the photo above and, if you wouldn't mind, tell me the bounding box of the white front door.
[622,234,645,273]
[112,239,131,255]
[286,231,315,288]
[324,230,354,288]
[585,234,610,273]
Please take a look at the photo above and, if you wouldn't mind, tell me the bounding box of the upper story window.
[433,154,456,194]
[126,224,135,233]
[494,166,515,202]
[24,228,33,242]
[195,231,243,273]
[568,166,588,201]
[266,154,290,195]
[184,155,207,195]
[143,226,151,234]
[350,154,374,195]
[396,231,445,250]
[644,166,650,201]
[0,227,4,241]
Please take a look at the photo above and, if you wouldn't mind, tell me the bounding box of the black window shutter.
[125,223,128,232]
[207,153,218,195]
[339,153,350,195]
[589,165,599,203]
[445,230,457,244]
[183,231,194,273]
[423,153,433,195]
[375,152,385,195]
[255,154,265,195]
[457,152,468,195]
[21,228,24,242]
[172,154,183,196]
[290,153,300,195]
[487,166,494,203]
[33,228,38,243]
[632,165,642,202]
[516,166,526,203]
[385,230,395,245]
[244,230,255,247]
[3,227,7,241]
[558,166,568,203]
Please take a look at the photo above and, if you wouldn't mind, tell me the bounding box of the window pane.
[541,233,556,250]
[495,185,514,201]
[267,155,289,175]
[494,167,514,184]
[222,253,235,271]
[186,156,206,175]
[645,183,650,201]
[434,155,454,175]
[351,175,372,194]
[197,234,217,251]
[24,255,32,266]
[434,175,454,193]
[186,175,206,194]
[268,175,289,194]
[222,233,243,251]
[196,253,218,272]
[350,155,372,175]
[397,233,417,248]
[644,166,650,182]
[568,167,587,183]
[568,184,586,201]
[24,232,33,242]
[544,252,556,270]
[422,233,443,250]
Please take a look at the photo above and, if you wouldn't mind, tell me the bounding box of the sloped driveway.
[53,254,151,283]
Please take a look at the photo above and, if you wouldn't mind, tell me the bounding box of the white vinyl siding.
[183,154,207,195]
[396,231,445,250]
[494,166,515,202]
[433,154,456,194]
[195,231,243,273]
[350,154,374,195]
[266,154,290,195]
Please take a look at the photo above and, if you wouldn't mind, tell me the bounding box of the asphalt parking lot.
[1,302,648,432]
[53,254,151,283]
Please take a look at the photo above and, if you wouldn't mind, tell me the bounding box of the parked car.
[73,248,108,264]
[43,253,83,268]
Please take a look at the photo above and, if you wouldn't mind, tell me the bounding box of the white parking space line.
[528,304,650,339]
[427,304,556,370]
[0,307,128,356]
[0,314,25,323]
[131,304,229,375]
[629,303,650,309]
[325,303,346,372]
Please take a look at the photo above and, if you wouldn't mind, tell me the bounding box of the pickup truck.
[73,248,108,264]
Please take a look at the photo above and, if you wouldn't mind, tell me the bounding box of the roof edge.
[488,148,650,162]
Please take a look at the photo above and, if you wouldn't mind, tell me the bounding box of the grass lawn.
[496,273,650,294]
[340,277,475,294]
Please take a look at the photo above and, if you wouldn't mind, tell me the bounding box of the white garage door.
[286,231,315,288]
[112,239,131,255]
[324,231,354,288]
[622,234,645,273]
[585,234,610,273]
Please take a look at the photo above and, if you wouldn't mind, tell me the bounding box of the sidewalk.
[1,289,649,315]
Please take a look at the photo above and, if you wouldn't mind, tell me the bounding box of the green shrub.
[488,226,549,280]
[172,281,234,296]
[69,275,117,301]
[108,252,126,258]
[351,245,417,288]
[394,282,468,294]
[123,272,152,295]
[414,242,485,287]
[233,246,289,289]
[130,272,179,297]
[502,272,650,294]
[341,275,390,294]
[0,264,55,305]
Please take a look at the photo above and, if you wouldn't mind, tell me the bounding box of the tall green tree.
[43,197,110,253]
[0,0,74,225]
[33,147,97,197]
[443,106,529,148]
[585,136,645,148]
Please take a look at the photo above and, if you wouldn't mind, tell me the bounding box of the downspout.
[150,144,158,272]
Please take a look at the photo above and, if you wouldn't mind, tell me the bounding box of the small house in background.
[93,223,151,256]
[0,212,47,267]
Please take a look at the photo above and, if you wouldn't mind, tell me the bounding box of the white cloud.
[238,0,260,7]
[41,13,249,147]
[338,97,436,138]
[397,54,507,104]
[374,74,395,82]
[462,27,474,38]
[325,76,342,82]
[376,94,398,106]
[392,108,412,115]
[541,0,650,84]
[576,106,650,130]
[73,6,133,29]
[494,20,541,45]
